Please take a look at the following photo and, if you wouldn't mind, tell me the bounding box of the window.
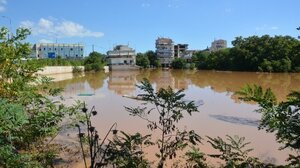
[44,48,46,51]
[54,48,56,51]
[81,48,83,51]
[70,48,73,51]
[61,48,63,50]
[39,48,41,51]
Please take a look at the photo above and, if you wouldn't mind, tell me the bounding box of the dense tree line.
[193,35,300,72]
[136,50,160,68]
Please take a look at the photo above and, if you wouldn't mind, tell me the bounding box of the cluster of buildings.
[30,38,227,69]
[155,38,227,67]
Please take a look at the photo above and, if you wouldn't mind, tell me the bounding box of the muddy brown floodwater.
[50,69,300,167]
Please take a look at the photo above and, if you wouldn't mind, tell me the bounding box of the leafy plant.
[184,146,207,168]
[106,131,153,168]
[126,79,201,168]
[0,26,82,167]
[76,103,118,168]
[237,85,300,167]
[207,135,265,167]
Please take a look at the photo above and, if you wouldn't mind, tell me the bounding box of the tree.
[237,85,300,167]
[0,27,81,167]
[84,51,106,71]
[171,58,186,69]
[145,50,159,67]
[193,35,300,72]
[125,79,201,168]
[136,53,150,68]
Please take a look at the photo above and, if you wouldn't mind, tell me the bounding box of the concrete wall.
[37,66,84,75]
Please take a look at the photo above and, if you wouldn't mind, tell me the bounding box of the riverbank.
[38,66,84,75]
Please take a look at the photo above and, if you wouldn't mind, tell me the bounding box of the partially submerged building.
[106,45,137,70]
[155,37,174,67]
[174,44,188,58]
[31,43,84,59]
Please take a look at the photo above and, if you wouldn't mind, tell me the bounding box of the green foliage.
[145,50,159,67]
[193,35,300,72]
[0,27,82,167]
[72,66,83,73]
[126,79,201,168]
[136,53,150,68]
[171,58,186,69]
[237,85,300,167]
[84,51,106,71]
[136,50,160,68]
[207,135,266,168]
[184,146,207,168]
[30,57,84,66]
[107,131,153,168]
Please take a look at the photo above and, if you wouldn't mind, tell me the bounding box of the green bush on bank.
[31,56,84,66]
[83,51,106,71]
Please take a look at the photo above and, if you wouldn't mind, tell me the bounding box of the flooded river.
[50,70,300,166]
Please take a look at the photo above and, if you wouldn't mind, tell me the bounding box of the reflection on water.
[50,70,300,165]
[52,70,300,100]
[108,71,139,95]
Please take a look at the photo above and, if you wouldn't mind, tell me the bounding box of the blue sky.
[0,0,299,55]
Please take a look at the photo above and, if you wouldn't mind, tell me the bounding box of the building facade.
[174,44,188,58]
[31,43,84,59]
[210,39,227,52]
[106,45,137,70]
[155,37,174,67]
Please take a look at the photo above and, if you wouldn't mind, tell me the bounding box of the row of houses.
[30,38,227,69]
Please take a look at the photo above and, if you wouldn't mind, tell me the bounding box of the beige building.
[31,43,84,59]
[106,45,137,70]
[210,39,227,52]
[155,37,174,67]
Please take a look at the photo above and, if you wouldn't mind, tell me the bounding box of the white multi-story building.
[31,43,84,59]
[106,45,137,70]
[210,39,227,52]
[155,37,174,67]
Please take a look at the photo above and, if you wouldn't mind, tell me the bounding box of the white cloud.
[270,26,279,30]
[20,17,104,38]
[39,39,53,43]
[255,25,279,31]
[0,0,7,12]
